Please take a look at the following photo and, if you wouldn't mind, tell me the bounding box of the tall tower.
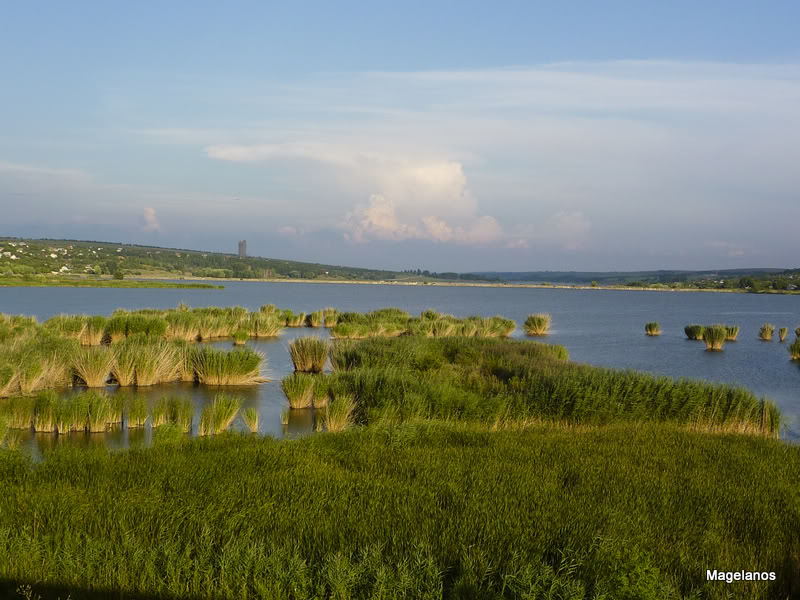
[238,240,247,258]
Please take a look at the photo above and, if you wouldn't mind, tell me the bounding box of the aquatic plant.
[779,327,788,342]
[789,339,800,361]
[285,311,306,328]
[281,372,314,408]
[80,315,107,346]
[796,327,800,338]
[109,394,124,424]
[104,314,129,343]
[174,342,200,383]
[32,391,57,432]
[194,347,265,385]
[702,324,727,352]
[524,314,551,336]
[644,322,661,336]
[247,312,282,337]
[759,323,775,341]
[232,329,248,345]
[289,337,329,373]
[242,407,259,433]
[313,376,329,408]
[197,404,213,436]
[323,307,338,327]
[307,311,322,327]
[151,397,169,428]
[167,396,194,433]
[127,395,148,428]
[211,394,241,434]
[7,396,35,429]
[126,315,168,339]
[111,340,137,386]
[87,391,112,433]
[71,346,116,387]
[684,325,705,341]
[63,393,90,432]
[321,393,356,432]
[725,325,740,341]
[165,312,199,342]
[43,314,86,340]
[259,304,276,314]
[119,338,180,386]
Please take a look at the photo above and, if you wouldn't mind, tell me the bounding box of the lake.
[1,281,798,449]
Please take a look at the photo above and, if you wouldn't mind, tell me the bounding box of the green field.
[0,276,222,289]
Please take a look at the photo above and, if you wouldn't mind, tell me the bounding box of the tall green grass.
[684,324,705,340]
[322,393,355,432]
[194,347,265,385]
[725,325,740,341]
[87,391,112,433]
[779,327,788,342]
[644,322,661,336]
[281,372,314,408]
[242,407,259,433]
[0,425,798,599]
[288,337,328,373]
[759,323,775,341]
[32,391,57,432]
[325,337,779,437]
[702,324,727,352]
[127,395,148,428]
[167,396,194,433]
[789,339,800,361]
[524,313,551,336]
[70,346,115,387]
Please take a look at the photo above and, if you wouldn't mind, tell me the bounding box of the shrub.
[759,323,775,341]
[289,337,329,373]
[684,325,705,340]
[524,314,551,336]
[644,322,661,336]
[702,324,727,352]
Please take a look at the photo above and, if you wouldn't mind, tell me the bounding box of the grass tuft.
[644,322,661,336]
[524,314,551,336]
[725,325,740,341]
[242,407,259,433]
[321,393,356,432]
[778,327,788,342]
[759,323,775,341]
[702,324,727,352]
[289,337,329,373]
[684,325,705,340]
[281,373,314,409]
[71,346,116,387]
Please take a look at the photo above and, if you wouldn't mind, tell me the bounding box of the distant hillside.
[471,269,790,285]
[0,237,406,282]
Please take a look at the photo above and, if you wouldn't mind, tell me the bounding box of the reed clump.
[759,323,775,341]
[725,325,740,341]
[778,327,788,342]
[87,391,112,432]
[71,346,116,387]
[789,339,800,361]
[32,391,57,432]
[524,314,551,336]
[796,327,800,338]
[702,324,727,352]
[232,329,248,345]
[80,316,107,346]
[151,398,169,428]
[307,311,322,328]
[127,395,148,428]
[684,325,705,340]
[289,337,329,373]
[194,347,265,385]
[323,307,338,327]
[644,322,661,336]
[7,396,35,429]
[322,393,356,432]
[281,373,314,408]
[167,396,194,433]
[197,394,242,435]
[242,407,259,433]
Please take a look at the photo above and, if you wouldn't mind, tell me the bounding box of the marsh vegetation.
[524,313,552,336]
[644,321,661,336]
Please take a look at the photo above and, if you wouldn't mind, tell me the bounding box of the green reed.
[242,407,259,433]
[702,324,727,351]
[289,337,329,373]
[684,325,705,340]
[281,372,314,409]
[167,396,194,433]
[778,327,788,342]
[194,347,265,385]
[725,325,740,341]
[644,322,661,336]
[524,313,551,336]
[759,323,775,341]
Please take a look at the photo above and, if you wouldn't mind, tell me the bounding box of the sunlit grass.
[289,337,328,373]
[684,325,705,340]
[702,324,727,352]
[281,372,314,409]
[759,323,775,341]
[524,313,551,336]
[644,322,661,336]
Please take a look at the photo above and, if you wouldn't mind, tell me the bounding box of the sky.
[1,1,799,272]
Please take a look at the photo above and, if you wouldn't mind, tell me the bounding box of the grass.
[323,307,338,327]
[151,397,169,428]
[167,396,194,433]
[86,391,112,433]
[284,310,306,327]
[322,393,356,432]
[0,275,223,289]
[281,372,314,408]
[32,391,57,433]
[725,325,740,341]
[246,312,282,337]
[70,346,115,387]
[524,313,551,336]
[796,327,800,338]
[307,310,322,327]
[702,324,727,352]
[194,347,265,385]
[779,327,788,342]
[644,322,661,336]
[288,337,329,373]
[210,394,242,434]
[324,337,779,437]
[0,424,799,599]
[759,323,775,341]
[242,407,259,433]
[684,324,704,340]
[6,396,35,429]
[232,329,248,345]
[789,338,800,361]
[127,395,148,428]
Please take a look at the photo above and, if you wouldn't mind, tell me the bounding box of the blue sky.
[1,1,799,271]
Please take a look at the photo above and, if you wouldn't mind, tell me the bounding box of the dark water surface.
[2,281,798,447]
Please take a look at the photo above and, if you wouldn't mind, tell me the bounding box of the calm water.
[2,281,798,449]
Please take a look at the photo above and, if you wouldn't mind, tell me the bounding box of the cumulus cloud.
[142,207,161,232]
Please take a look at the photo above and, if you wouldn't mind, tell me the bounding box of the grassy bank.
[0,276,222,289]
[325,337,780,437]
[0,424,798,599]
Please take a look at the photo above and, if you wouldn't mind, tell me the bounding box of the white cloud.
[142,207,161,232]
